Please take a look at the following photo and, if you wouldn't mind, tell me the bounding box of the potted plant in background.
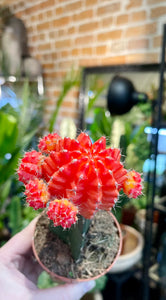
[0,80,45,243]
[17,131,143,283]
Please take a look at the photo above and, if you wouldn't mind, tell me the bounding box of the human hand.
[0,218,95,300]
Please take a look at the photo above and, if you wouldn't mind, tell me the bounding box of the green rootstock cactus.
[17,132,143,260]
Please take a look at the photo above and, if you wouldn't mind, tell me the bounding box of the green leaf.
[86,84,108,113]
[18,80,31,139]
[90,108,113,144]
[22,128,38,148]
[49,68,80,132]
[0,179,12,210]
[0,111,18,156]
[0,148,21,185]
[38,271,58,289]
[9,196,22,236]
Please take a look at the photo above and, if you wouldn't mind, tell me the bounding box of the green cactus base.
[49,215,91,261]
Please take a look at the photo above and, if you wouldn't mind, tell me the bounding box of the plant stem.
[49,215,91,261]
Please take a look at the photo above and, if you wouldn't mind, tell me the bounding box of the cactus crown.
[18,132,143,229]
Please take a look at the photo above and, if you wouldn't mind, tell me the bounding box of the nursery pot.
[32,210,122,283]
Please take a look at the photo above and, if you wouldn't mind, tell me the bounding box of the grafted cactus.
[18,132,143,260]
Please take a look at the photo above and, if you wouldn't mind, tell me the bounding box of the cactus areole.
[18,132,143,270]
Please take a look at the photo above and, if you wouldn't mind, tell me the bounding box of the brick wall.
[1,0,166,131]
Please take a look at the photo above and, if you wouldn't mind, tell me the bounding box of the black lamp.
[107,75,148,115]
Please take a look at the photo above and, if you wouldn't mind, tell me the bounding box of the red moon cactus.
[47,199,78,229]
[122,170,142,199]
[25,178,49,210]
[17,132,143,228]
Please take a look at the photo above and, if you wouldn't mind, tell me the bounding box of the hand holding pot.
[0,218,95,300]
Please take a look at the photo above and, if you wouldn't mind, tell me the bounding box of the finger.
[0,217,38,257]
[22,256,43,284]
[35,280,95,300]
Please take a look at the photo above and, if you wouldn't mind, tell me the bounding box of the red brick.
[125,53,159,64]
[153,36,162,48]
[41,0,55,9]
[55,39,71,48]
[81,47,93,55]
[126,0,143,9]
[75,35,94,45]
[43,72,58,79]
[71,48,80,56]
[64,1,82,12]
[30,15,38,22]
[25,3,42,15]
[102,17,113,27]
[61,100,76,108]
[125,23,157,38]
[57,29,66,37]
[51,53,58,60]
[131,11,147,22]
[46,10,53,18]
[85,0,98,6]
[73,10,93,22]
[97,30,122,42]
[30,36,37,43]
[61,50,71,58]
[39,33,46,41]
[67,88,79,98]
[79,58,102,67]
[68,27,76,35]
[46,99,55,106]
[38,13,44,21]
[101,55,126,65]
[49,31,57,39]
[128,38,149,50]
[38,43,51,51]
[37,22,50,32]
[61,110,79,119]
[79,21,99,33]
[56,7,63,15]
[53,16,70,27]
[151,6,166,18]
[96,45,107,55]
[43,63,54,69]
[58,60,73,69]
[116,14,129,25]
[97,3,121,15]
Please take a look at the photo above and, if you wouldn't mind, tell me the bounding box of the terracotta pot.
[32,211,122,283]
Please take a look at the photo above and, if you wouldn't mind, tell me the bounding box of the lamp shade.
[107,76,148,115]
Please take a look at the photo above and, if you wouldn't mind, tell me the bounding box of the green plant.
[0,80,44,240]
[90,108,113,144]
[48,68,80,133]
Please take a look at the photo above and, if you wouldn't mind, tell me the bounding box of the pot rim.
[32,211,122,283]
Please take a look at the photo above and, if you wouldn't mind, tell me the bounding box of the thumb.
[0,217,38,257]
[34,280,95,300]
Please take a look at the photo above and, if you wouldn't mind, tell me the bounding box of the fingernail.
[82,280,96,293]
